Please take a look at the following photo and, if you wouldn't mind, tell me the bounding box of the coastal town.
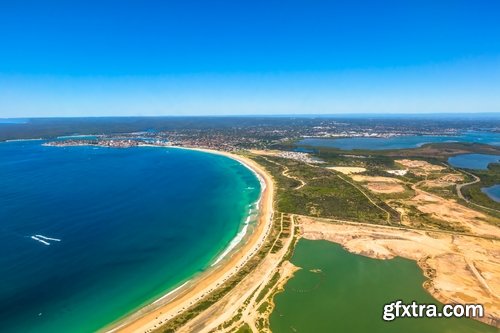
[35,115,499,154]
[43,138,171,148]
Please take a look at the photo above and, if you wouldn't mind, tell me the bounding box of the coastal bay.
[0,141,261,333]
[109,148,275,333]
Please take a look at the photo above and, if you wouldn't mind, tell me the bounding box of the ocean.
[0,140,261,332]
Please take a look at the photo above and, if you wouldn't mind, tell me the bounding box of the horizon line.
[2,112,500,120]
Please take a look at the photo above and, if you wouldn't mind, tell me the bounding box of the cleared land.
[327,166,366,174]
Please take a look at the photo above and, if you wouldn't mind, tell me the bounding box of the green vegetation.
[255,272,280,304]
[314,152,397,171]
[257,301,270,314]
[420,184,457,200]
[249,155,389,224]
[461,164,500,211]
[235,323,252,333]
[301,144,499,222]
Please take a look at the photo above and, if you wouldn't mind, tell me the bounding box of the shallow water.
[448,153,500,170]
[481,185,500,203]
[270,239,495,333]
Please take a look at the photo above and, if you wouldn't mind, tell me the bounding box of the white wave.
[153,281,190,304]
[253,197,262,211]
[31,236,50,246]
[211,208,259,267]
[209,160,265,268]
[35,235,61,242]
[232,159,266,194]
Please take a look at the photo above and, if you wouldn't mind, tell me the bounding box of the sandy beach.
[103,147,275,333]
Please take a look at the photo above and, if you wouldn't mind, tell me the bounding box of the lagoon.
[448,154,500,170]
[482,185,500,203]
[270,239,495,333]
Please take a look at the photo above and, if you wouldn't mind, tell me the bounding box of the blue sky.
[0,0,499,117]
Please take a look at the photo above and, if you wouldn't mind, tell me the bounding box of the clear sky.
[0,0,499,117]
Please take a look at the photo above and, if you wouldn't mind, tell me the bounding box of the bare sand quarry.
[424,173,465,188]
[409,190,499,237]
[396,159,446,176]
[327,166,366,175]
[350,175,406,194]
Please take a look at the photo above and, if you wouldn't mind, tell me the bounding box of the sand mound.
[350,175,405,194]
[328,166,366,175]
[366,182,405,194]
[410,191,499,237]
[351,175,402,183]
[424,174,465,188]
[396,159,445,176]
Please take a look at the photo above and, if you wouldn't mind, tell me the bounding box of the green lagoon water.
[270,240,495,333]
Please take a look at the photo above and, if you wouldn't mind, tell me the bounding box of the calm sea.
[0,141,260,332]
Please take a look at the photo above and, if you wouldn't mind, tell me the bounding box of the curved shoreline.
[103,147,274,333]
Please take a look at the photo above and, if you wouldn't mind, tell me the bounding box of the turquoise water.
[0,141,260,332]
[297,131,500,150]
[448,154,500,170]
[270,240,495,333]
[482,185,500,203]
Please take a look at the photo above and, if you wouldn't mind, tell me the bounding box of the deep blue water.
[448,154,500,170]
[481,185,500,203]
[297,131,500,150]
[0,141,260,332]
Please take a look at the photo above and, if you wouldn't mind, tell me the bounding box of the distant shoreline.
[102,145,274,333]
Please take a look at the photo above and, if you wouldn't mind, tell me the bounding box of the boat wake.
[30,234,61,245]
[35,235,61,242]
